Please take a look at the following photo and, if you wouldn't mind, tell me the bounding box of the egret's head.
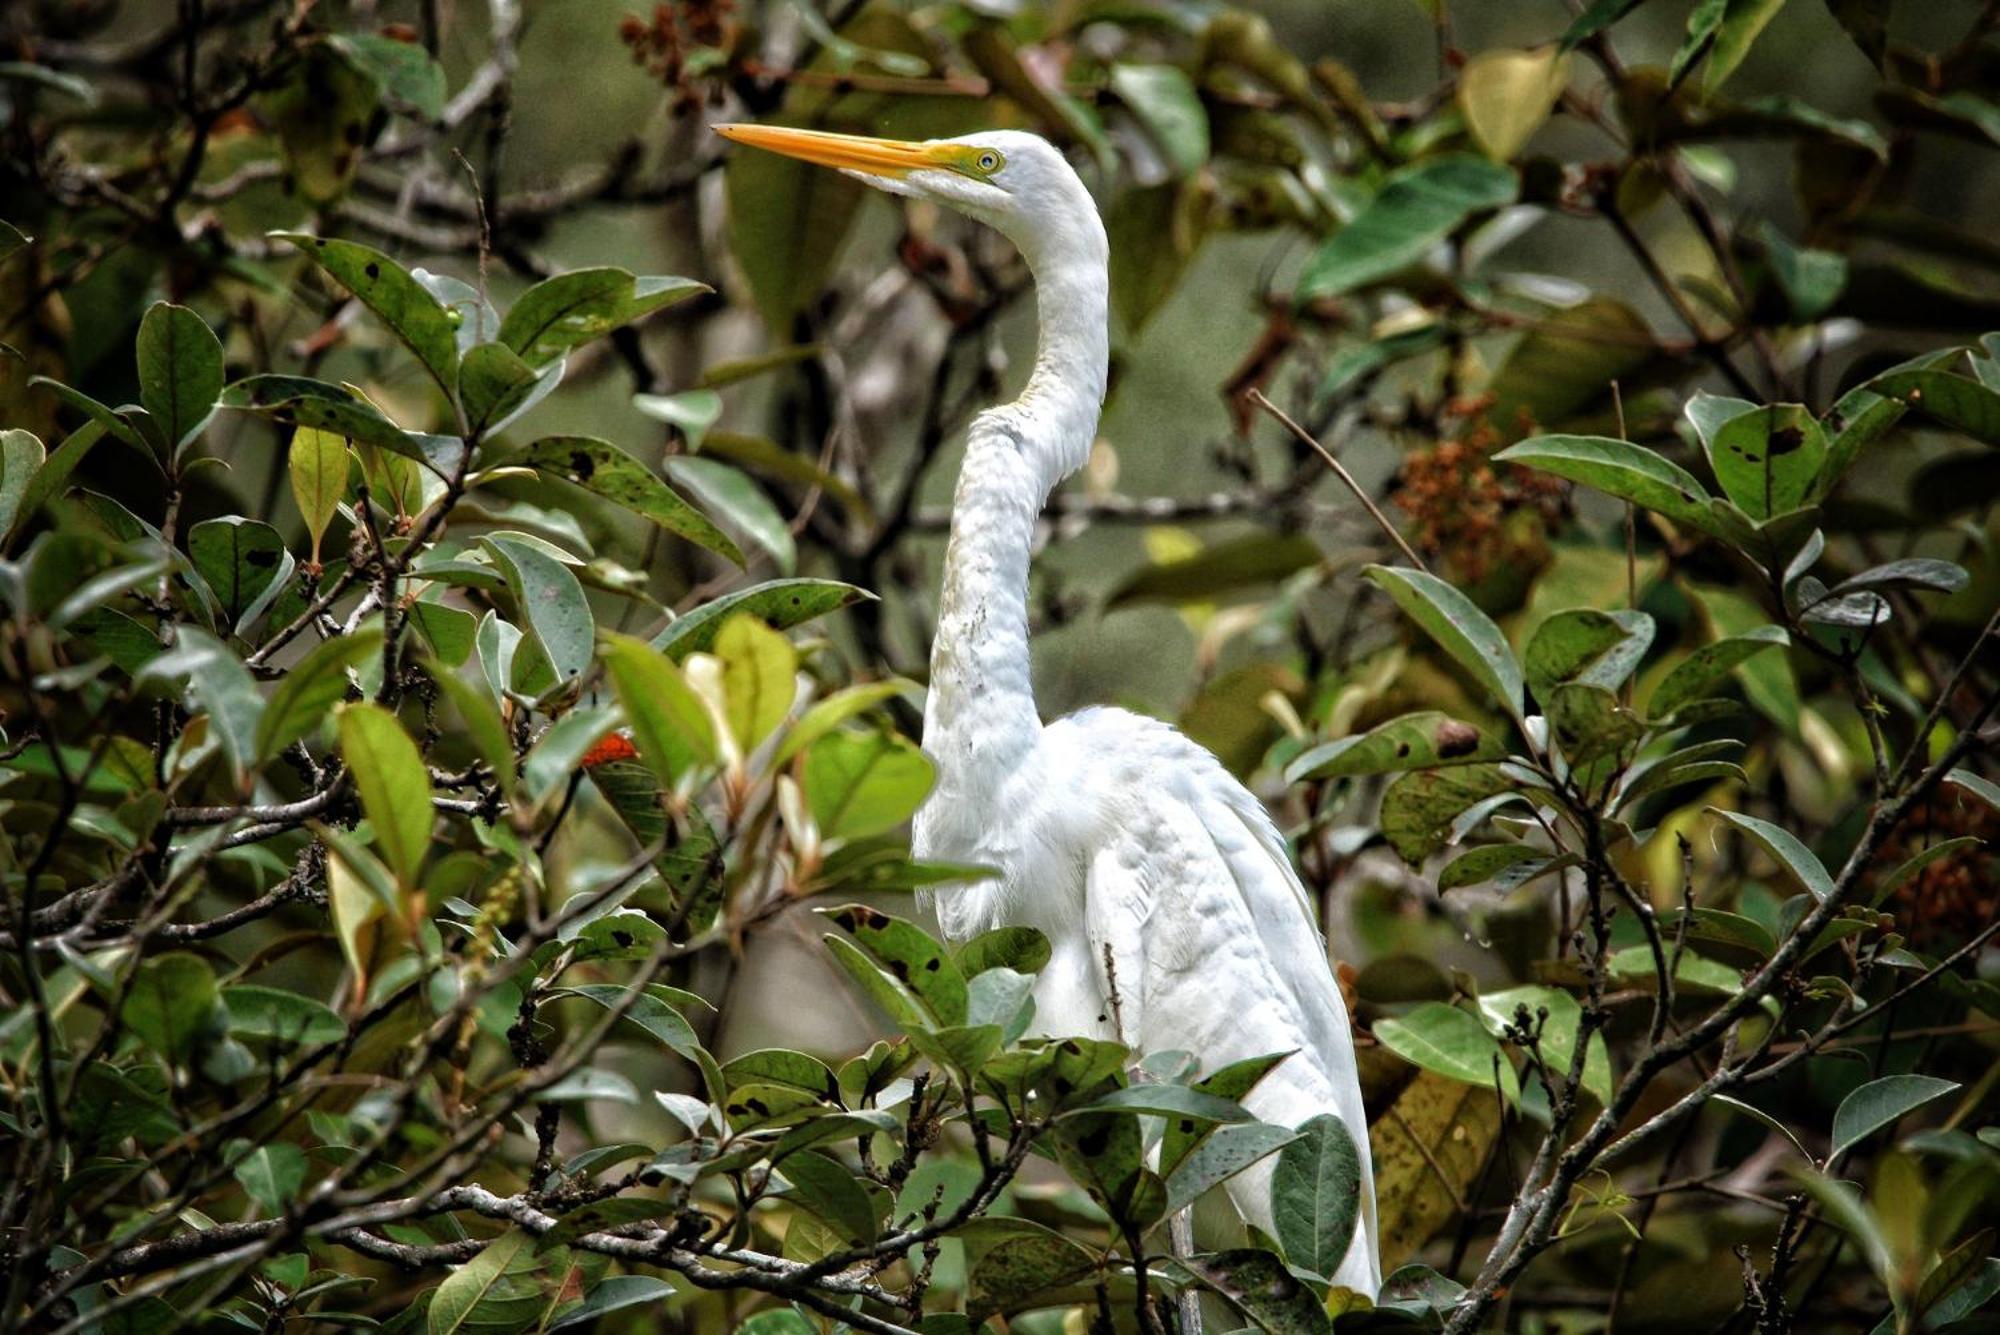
[713,125,1095,263]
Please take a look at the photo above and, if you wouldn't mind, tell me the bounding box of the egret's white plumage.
[717,124,1380,1296]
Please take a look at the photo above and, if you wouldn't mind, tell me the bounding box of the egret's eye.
[977,152,999,171]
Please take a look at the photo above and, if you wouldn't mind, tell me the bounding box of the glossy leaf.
[274,233,460,399]
[1364,565,1525,719]
[498,268,707,366]
[652,579,870,659]
[481,535,594,686]
[1110,63,1209,175]
[1272,1113,1363,1280]
[803,730,934,842]
[427,1229,539,1335]
[257,621,384,760]
[665,455,793,573]
[337,703,433,890]
[136,302,224,455]
[288,427,349,562]
[1297,155,1517,298]
[1647,624,1789,721]
[457,341,545,439]
[598,631,716,786]
[1705,404,1829,521]
[121,952,220,1066]
[188,517,286,624]
[1868,369,2000,444]
[1476,985,1612,1106]
[231,1142,306,1216]
[221,985,346,1045]
[1524,608,1655,700]
[512,436,741,564]
[1374,1002,1520,1103]
[1496,435,1723,537]
[1831,1075,1961,1160]
[141,627,264,785]
[822,904,967,1025]
[1710,808,1837,902]
[1286,711,1501,782]
[715,614,797,753]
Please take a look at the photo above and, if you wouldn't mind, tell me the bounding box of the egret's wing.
[1066,709,1380,1295]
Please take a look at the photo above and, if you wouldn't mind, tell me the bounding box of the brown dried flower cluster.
[619,0,736,99]
[1875,791,1998,948]
[1393,395,1570,582]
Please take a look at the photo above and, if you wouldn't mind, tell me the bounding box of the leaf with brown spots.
[1285,710,1503,783]
[1371,1069,1502,1272]
[511,435,741,564]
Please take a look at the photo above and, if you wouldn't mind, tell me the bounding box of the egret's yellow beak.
[713,123,941,179]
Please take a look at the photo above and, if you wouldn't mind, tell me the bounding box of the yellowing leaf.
[288,427,349,563]
[336,702,434,891]
[715,614,797,753]
[1458,47,1573,162]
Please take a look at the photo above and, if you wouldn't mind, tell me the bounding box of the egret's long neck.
[917,214,1109,853]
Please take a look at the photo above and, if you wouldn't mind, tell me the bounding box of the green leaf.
[1373,1001,1519,1103]
[1831,1075,1961,1160]
[221,985,347,1045]
[120,952,220,1066]
[188,517,286,624]
[1458,46,1572,162]
[822,904,967,1025]
[1297,155,1517,298]
[1072,1085,1255,1124]
[136,302,224,455]
[1272,1113,1363,1280]
[423,659,517,789]
[1561,0,1648,48]
[956,926,1052,978]
[258,623,383,761]
[1495,435,1723,537]
[1104,532,1322,607]
[1547,682,1643,763]
[1164,1123,1298,1214]
[141,626,264,785]
[10,422,106,545]
[1704,404,1829,521]
[563,984,701,1059]
[0,218,30,261]
[652,579,870,660]
[288,427,349,562]
[1671,0,1727,85]
[28,376,150,456]
[598,631,716,785]
[1379,763,1518,865]
[1364,565,1525,719]
[337,702,434,890]
[665,456,793,573]
[823,933,928,1030]
[1285,711,1501,782]
[512,436,741,564]
[231,1141,306,1215]
[1760,222,1848,321]
[1710,808,1837,902]
[0,428,45,543]
[499,268,708,366]
[803,730,935,842]
[1524,608,1655,699]
[521,705,617,803]
[1110,64,1209,175]
[328,32,447,118]
[715,614,796,752]
[1945,768,2000,813]
[481,534,594,685]
[1866,369,2000,445]
[959,1218,1099,1316]
[320,824,400,983]
[428,1228,539,1335]
[1161,1052,1291,1175]
[1437,844,1574,893]
[1704,0,1786,96]
[1179,1249,1332,1335]
[1646,624,1789,721]
[781,1150,879,1245]
[1488,298,1658,430]
[274,233,460,400]
[223,376,449,471]
[457,342,544,439]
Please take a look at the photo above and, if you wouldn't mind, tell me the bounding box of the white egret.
[715,123,1380,1296]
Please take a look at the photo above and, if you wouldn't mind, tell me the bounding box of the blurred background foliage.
[2,0,1999,1331]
